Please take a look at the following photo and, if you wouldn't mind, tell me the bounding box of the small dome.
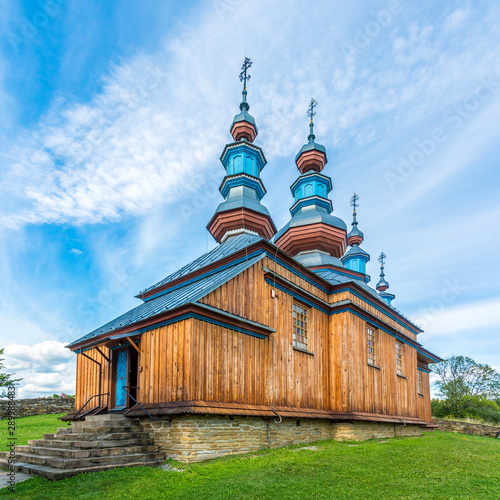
[276,206,347,238]
[294,139,328,174]
[348,224,364,241]
[295,139,327,162]
[376,276,390,292]
[230,107,258,142]
[295,251,344,268]
[347,223,364,246]
[342,244,370,260]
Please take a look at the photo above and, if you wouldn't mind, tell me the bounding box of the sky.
[0,0,499,398]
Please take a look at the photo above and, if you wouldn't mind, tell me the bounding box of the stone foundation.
[139,415,423,463]
[0,398,75,420]
[432,418,500,438]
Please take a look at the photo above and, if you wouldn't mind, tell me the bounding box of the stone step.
[52,431,149,441]
[58,425,142,435]
[70,418,140,430]
[0,459,162,481]
[9,452,164,470]
[85,414,130,422]
[28,438,153,449]
[9,444,158,459]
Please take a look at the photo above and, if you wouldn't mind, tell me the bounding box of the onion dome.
[275,99,347,264]
[341,192,370,276]
[295,103,327,174]
[376,252,395,305]
[230,96,258,142]
[207,58,276,243]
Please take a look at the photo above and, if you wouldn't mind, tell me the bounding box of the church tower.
[376,252,396,305]
[207,58,276,243]
[275,99,347,266]
[341,192,370,278]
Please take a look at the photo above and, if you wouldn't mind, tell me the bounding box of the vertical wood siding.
[73,257,433,421]
[75,347,110,410]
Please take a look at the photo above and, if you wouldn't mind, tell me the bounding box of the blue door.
[115,350,128,407]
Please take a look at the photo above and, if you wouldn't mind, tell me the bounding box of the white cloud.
[4,340,73,369]
[3,341,75,398]
[413,298,500,337]
[0,1,499,229]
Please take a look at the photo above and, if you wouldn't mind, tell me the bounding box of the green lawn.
[0,414,66,450]
[1,415,499,499]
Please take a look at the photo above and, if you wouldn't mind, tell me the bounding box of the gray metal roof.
[341,244,370,259]
[313,268,421,332]
[275,204,347,241]
[139,232,264,295]
[68,253,266,347]
[295,139,327,162]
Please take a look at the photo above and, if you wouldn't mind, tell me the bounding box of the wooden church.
[65,58,441,462]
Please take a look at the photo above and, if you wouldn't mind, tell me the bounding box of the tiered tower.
[376,252,395,305]
[341,192,370,277]
[207,58,276,243]
[275,99,347,266]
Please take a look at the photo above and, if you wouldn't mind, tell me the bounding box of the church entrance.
[111,345,138,410]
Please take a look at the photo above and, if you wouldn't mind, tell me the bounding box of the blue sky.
[0,0,499,397]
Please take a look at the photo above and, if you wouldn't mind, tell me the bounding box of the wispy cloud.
[1,0,499,229]
[3,341,75,397]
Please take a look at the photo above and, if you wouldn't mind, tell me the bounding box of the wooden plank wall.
[329,312,419,417]
[74,256,433,422]
[75,347,111,410]
[138,320,192,404]
[417,372,432,422]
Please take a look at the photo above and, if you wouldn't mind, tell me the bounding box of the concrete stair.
[0,414,164,480]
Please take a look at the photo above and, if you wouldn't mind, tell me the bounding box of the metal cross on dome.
[350,192,360,223]
[307,98,318,125]
[350,192,360,213]
[239,57,252,91]
[378,251,387,268]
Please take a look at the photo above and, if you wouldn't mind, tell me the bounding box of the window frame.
[417,369,424,394]
[395,340,404,377]
[366,326,377,367]
[292,302,309,352]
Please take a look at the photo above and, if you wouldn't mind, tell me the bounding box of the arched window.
[233,155,243,174]
[245,156,255,176]
[304,183,313,197]
[317,184,325,197]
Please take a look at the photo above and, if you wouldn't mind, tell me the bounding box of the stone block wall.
[432,418,500,438]
[140,415,423,463]
[0,398,75,419]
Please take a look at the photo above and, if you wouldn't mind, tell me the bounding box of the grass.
[0,416,499,499]
[0,414,66,450]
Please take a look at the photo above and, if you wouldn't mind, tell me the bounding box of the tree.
[433,355,500,418]
[0,347,22,391]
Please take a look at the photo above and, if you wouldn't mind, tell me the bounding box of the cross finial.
[350,192,360,224]
[378,251,387,270]
[307,98,318,142]
[239,57,252,106]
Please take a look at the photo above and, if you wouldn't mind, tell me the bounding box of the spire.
[376,252,395,305]
[239,57,252,111]
[208,58,276,244]
[347,191,364,246]
[341,192,370,278]
[230,57,258,142]
[307,98,317,142]
[275,99,347,266]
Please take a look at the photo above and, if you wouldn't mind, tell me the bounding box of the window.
[418,370,423,394]
[395,341,404,376]
[293,302,308,351]
[367,327,376,365]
